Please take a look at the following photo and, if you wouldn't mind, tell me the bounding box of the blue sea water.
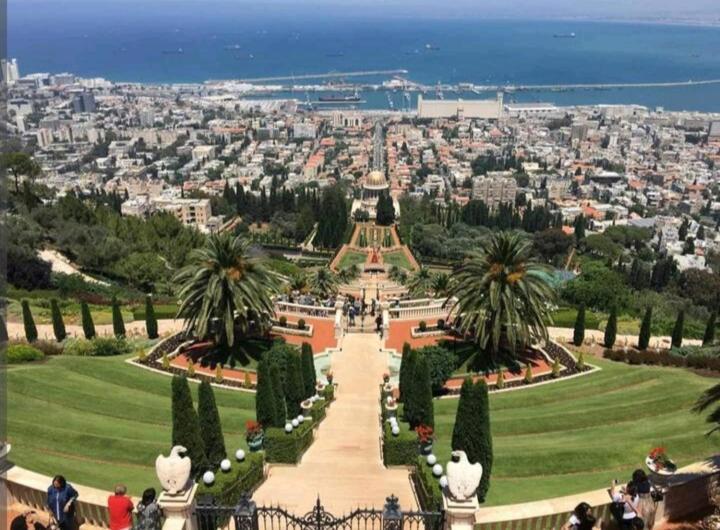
[8,1,720,111]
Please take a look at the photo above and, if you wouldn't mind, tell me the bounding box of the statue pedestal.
[159,484,198,530]
[443,495,479,530]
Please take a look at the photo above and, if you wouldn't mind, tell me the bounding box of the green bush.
[413,456,443,511]
[33,340,64,356]
[7,344,45,364]
[264,422,314,464]
[297,318,306,330]
[419,320,427,332]
[197,452,265,505]
[323,384,335,402]
[382,423,417,466]
[64,337,131,357]
[310,400,327,423]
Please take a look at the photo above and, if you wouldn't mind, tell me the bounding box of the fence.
[275,301,336,318]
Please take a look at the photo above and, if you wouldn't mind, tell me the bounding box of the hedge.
[412,456,444,511]
[310,400,327,423]
[196,452,265,505]
[264,421,315,464]
[323,384,335,402]
[7,344,45,364]
[64,337,132,357]
[382,423,418,466]
[603,347,720,372]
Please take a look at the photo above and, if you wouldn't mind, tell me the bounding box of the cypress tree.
[451,379,493,503]
[198,381,226,467]
[269,362,286,425]
[21,300,37,343]
[638,307,652,350]
[604,306,618,349]
[171,375,207,474]
[399,344,416,403]
[284,353,305,417]
[145,294,159,339]
[50,299,66,342]
[80,301,96,340]
[301,342,316,399]
[703,310,717,346]
[111,296,126,338]
[407,355,434,428]
[671,310,684,348]
[573,304,586,347]
[255,359,279,428]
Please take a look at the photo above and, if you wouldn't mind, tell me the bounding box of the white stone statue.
[445,450,483,502]
[156,445,192,494]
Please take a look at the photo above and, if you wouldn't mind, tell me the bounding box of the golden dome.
[365,170,387,188]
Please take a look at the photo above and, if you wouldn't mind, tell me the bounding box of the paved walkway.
[253,332,416,514]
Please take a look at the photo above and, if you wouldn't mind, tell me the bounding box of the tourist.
[10,511,46,530]
[632,469,656,529]
[562,502,597,530]
[107,484,134,530]
[375,314,383,333]
[348,306,356,326]
[47,476,78,530]
[610,480,644,529]
[134,488,161,530]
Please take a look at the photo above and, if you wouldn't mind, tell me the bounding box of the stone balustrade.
[274,301,335,318]
[388,301,453,320]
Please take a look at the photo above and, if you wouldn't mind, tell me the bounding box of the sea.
[9,1,720,112]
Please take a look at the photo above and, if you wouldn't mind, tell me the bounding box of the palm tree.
[432,272,450,298]
[407,267,434,297]
[307,268,339,297]
[174,233,278,349]
[694,383,720,434]
[448,231,556,359]
[288,273,308,293]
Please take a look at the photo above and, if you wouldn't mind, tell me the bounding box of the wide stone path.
[253,332,416,514]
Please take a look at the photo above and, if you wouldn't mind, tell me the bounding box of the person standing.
[632,469,656,529]
[134,488,161,530]
[107,484,134,530]
[47,476,78,530]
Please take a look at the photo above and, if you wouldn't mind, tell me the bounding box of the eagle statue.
[445,450,483,502]
[155,445,192,494]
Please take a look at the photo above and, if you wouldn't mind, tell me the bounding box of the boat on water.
[553,32,576,38]
[318,92,361,102]
[162,48,184,54]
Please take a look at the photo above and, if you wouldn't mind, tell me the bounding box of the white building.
[417,93,503,120]
[1,58,20,85]
[472,176,517,207]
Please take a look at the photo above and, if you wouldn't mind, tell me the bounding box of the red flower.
[416,425,434,443]
[246,420,263,437]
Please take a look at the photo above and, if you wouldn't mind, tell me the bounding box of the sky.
[8,0,720,21]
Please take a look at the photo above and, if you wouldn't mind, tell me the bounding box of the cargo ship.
[318,92,361,102]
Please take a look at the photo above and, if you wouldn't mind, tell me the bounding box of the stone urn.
[315,382,326,393]
[301,398,313,417]
[385,397,398,418]
[247,435,263,452]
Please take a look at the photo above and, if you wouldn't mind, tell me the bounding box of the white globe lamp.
[432,464,443,477]
[220,459,231,472]
[202,471,215,485]
[235,449,246,462]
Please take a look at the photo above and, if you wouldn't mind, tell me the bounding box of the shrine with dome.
[350,170,400,220]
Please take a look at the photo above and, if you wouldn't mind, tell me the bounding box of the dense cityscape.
[3,17,720,530]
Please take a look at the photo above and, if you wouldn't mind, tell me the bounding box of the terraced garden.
[432,357,718,505]
[6,354,255,495]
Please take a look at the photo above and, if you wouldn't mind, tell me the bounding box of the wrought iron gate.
[196,493,444,530]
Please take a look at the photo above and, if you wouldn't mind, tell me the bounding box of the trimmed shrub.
[284,353,305,417]
[577,351,586,370]
[638,307,652,350]
[398,343,415,402]
[187,360,196,377]
[111,297,126,338]
[162,353,170,369]
[7,344,44,364]
[64,338,95,357]
[145,295,159,339]
[269,363,286,425]
[64,337,130,357]
[279,315,287,327]
[524,364,533,384]
[419,320,427,332]
[573,304,585,347]
[171,375,208,474]
[297,318,306,331]
[80,301,96,340]
[604,306,618,348]
[256,359,280,428]
[301,342,316,399]
[415,345,456,395]
[33,340,64,356]
[215,365,224,384]
[322,383,335,402]
[437,319,445,330]
[551,357,561,378]
[243,371,252,389]
[405,356,434,428]
[197,452,264,505]
[264,422,314,464]
[382,423,417,466]
[50,299,66,342]
[672,310,685,348]
[310,400,327,423]
[451,378,493,503]
[413,456,444,511]
[704,311,717,346]
[21,300,37,343]
[198,381,227,468]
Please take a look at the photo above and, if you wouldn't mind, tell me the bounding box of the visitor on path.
[47,476,78,530]
[631,469,657,529]
[108,484,134,530]
[134,488,161,530]
[349,306,356,326]
[375,314,383,333]
[562,502,597,530]
[11,511,46,530]
[610,480,644,529]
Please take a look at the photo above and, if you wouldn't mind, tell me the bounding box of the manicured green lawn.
[336,250,367,270]
[382,249,413,270]
[7,355,256,495]
[431,358,719,506]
